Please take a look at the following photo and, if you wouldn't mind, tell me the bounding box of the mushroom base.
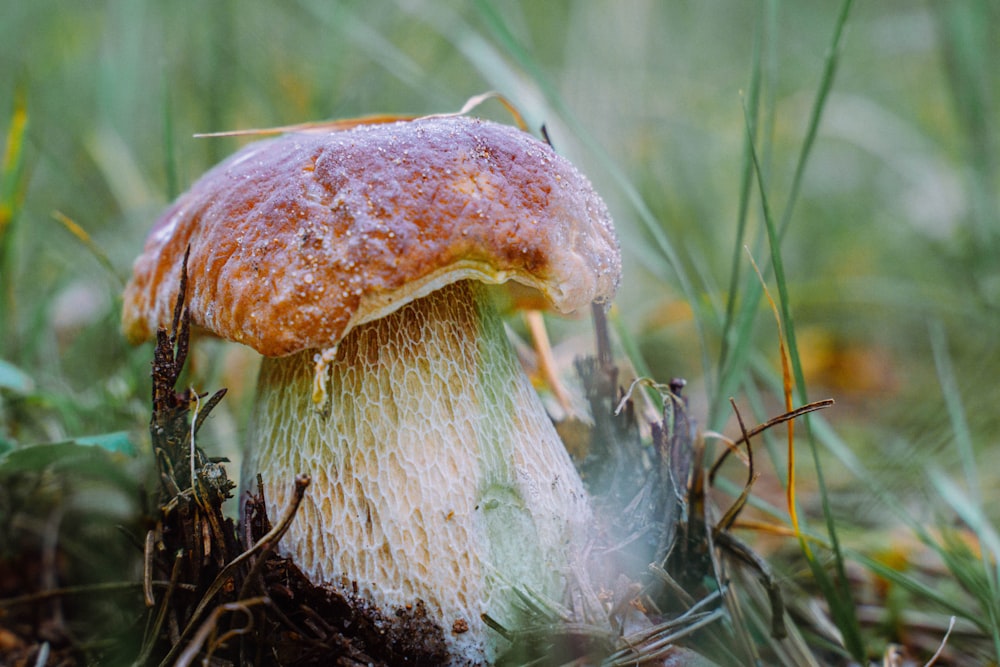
[242,280,592,665]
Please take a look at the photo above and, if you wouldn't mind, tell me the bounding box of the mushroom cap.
[122,116,620,356]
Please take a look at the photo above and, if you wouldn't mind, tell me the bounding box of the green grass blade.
[719,0,766,380]
[714,0,856,426]
[162,69,178,201]
[931,2,999,252]
[743,103,862,661]
[848,550,975,622]
[929,323,980,504]
[738,3,863,656]
[777,0,854,242]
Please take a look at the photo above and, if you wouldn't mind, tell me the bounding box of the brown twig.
[174,597,269,667]
[709,398,835,484]
[714,398,757,533]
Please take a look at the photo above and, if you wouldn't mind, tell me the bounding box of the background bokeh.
[2,1,998,661]
[4,0,998,489]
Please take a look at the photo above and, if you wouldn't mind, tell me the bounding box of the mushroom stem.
[243,280,592,664]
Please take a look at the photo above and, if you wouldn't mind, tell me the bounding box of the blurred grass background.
[2,0,999,663]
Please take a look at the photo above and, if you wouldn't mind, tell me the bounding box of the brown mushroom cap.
[122,116,620,356]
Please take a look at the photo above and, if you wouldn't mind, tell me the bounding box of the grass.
[0,81,28,352]
[1,0,999,664]
[739,2,864,657]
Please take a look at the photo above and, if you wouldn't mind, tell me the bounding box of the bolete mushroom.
[122,116,620,664]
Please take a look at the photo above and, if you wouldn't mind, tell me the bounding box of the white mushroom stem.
[243,280,592,664]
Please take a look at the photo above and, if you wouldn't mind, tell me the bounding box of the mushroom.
[122,116,620,664]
